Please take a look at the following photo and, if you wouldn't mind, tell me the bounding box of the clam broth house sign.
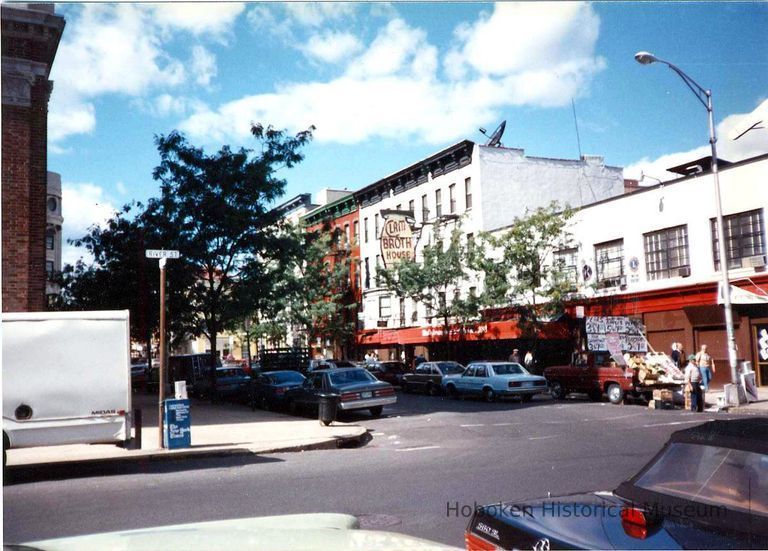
[380,210,416,268]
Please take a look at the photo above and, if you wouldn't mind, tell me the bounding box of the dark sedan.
[285,367,396,418]
[250,370,306,410]
[402,361,465,395]
[465,418,768,550]
[366,361,410,387]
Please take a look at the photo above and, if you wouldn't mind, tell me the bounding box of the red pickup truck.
[544,351,679,405]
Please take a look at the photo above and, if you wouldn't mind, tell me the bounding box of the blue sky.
[47,2,768,265]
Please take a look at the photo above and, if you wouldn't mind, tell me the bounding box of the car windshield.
[633,442,768,516]
[269,371,305,384]
[329,369,377,385]
[436,362,464,375]
[492,363,526,375]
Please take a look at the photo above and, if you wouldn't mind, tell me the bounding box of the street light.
[635,51,740,391]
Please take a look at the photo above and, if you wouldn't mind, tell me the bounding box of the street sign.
[145,249,180,259]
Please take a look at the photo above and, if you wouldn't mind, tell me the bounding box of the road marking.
[529,435,558,440]
[492,422,519,426]
[602,413,646,421]
[387,435,398,439]
[460,423,484,427]
[396,445,441,452]
[642,419,713,428]
[372,432,385,436]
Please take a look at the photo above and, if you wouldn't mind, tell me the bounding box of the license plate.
[361,391,373,399]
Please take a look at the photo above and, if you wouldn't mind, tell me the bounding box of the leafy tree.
[258,222,356,358]
[150,124,314,387]
[471,201,577,343]
[379,224,480,358]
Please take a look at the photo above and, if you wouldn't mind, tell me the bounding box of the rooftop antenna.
[571,98,583,159]
[478,120,506,147]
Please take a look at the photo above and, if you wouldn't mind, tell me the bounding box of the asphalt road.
[3,391,736,546]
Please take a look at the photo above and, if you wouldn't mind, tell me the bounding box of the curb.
[5,429,369,471]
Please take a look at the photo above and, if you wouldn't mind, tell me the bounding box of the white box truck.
[2,310,132,463]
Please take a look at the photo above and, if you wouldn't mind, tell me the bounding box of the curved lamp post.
[635,51,739,389]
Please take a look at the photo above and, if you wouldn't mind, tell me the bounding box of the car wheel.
[550,381,567,400]
[369,406,383,418]
[427,383,439,397]
[521,394,533,403]
[607,384,625,405]
[588,389,603,402]
[482,387,496,403]
[446,384,459,399]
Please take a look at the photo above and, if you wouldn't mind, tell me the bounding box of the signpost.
[145,249,180,448]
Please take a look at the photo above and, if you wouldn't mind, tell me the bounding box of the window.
[644,225,689,280]
[469,286,477,298]
[396,204,402,211]
[375,254,381,285]
[344,224,350,244]
[408,200,414,215]
[399,298,406,326]
[47,197,57,213]
[45,229,55,250]
[374,214,379,239]
[379,295,391,318]
[466,233,474,252]
[353,220,359,241]
[364,258,370,289]
[411,300,418,322]
[449,184,456,214]
[45,261,54,277]
[364,218,369,243]
[595,239,624,287]
[465,177,472,209]
[435,189,442,217]
[553,248,578,286]
[438,291,446,312]
[421,194,429,222]
[711,209,765,270]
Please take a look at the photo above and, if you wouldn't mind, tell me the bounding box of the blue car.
[444,362,548,402]
[250,370,306,410]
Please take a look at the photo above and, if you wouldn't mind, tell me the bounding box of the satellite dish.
[479,120,506,147]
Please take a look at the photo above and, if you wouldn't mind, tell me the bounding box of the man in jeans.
[684,354,704,412]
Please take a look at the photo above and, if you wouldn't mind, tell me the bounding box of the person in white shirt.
[684,354,704,412]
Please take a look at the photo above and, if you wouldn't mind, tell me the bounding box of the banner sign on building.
[380,210,416,268]
[585,316,647,353]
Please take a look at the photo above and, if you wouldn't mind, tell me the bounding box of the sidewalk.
[707,386,768,415]
[6,392,368,468]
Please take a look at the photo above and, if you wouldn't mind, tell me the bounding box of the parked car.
[465,418,768,550]
[147,353,223,396]
[445,362,548,402]
[285,367,396,418]
[402,361,465,395]
[212,366,251,401]
[366,361,410,387]
[308,359,358,372]
[250,370,306,410]
[130,362,149,390]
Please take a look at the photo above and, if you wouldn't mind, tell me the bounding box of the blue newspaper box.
[163,399,191,449]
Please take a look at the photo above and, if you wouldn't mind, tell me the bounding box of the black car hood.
[470,492,767,550]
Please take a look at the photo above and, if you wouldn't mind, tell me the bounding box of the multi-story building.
[564,153,768,388]
[354,140,624,362]
[45,171,64,300]
[2,4,65,312]
[301,190,360,360]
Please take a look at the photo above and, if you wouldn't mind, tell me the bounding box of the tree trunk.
[209,322,218,403]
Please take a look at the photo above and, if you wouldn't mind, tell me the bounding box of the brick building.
[2,4,65,312]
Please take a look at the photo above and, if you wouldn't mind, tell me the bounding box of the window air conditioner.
[678,266,691,277]
[745,255,766,268]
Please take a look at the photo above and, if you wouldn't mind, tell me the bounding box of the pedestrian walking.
[695,344,716,391]
[684,354,704,412]
[509,348,521,363]
[524,351,534,371]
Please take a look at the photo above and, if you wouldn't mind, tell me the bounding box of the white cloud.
[48,4,230,145]
[116,181,128,195]
[61,182,118,266]
[625,98,768,180]
[191,45,217,86]
[180,4,605,146]
[284,3,357,27]
[303,31,363,64]
[150,3,245,37]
